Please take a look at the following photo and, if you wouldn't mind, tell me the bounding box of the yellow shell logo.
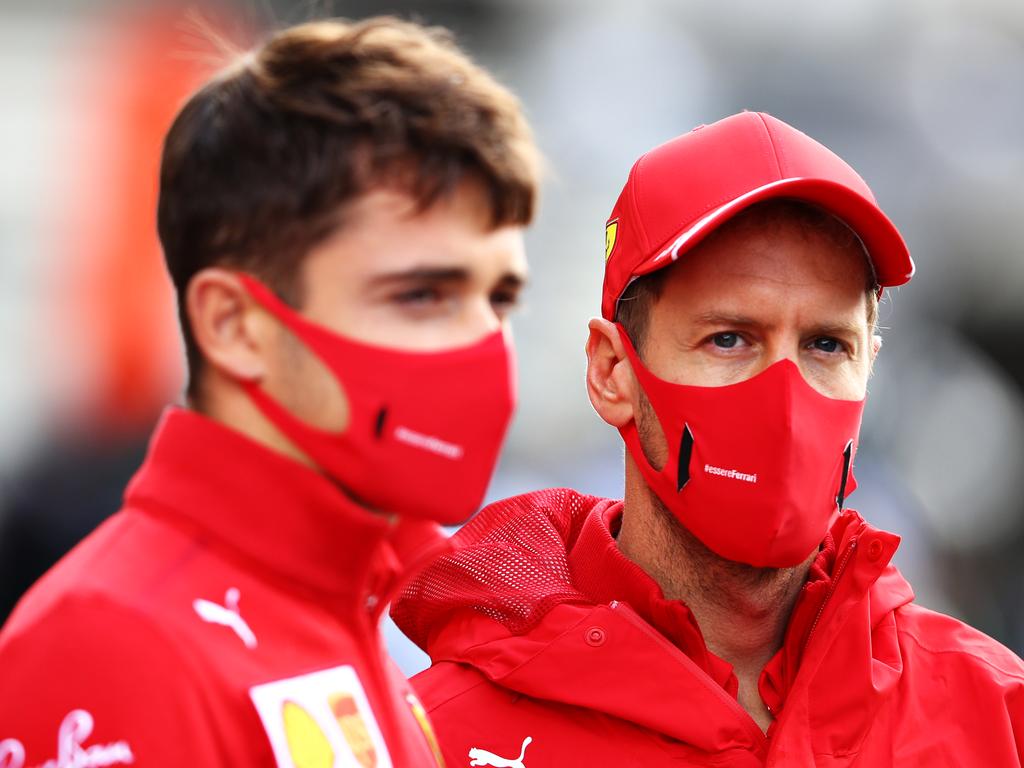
[605,219,619,261]
[406,693,446,767]
[282,700,334,768]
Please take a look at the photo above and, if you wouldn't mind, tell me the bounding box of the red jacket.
[0,408,447,768]
[392,488,1024,766]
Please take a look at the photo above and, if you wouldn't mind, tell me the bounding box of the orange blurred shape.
[52,6,249,437]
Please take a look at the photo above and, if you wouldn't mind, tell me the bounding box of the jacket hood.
[392,488,915,754]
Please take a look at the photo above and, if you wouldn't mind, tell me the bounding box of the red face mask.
[616,325,865,567]
[237,275,516,525]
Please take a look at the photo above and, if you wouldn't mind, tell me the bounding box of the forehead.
[653,215,872,324]
[305,185,528,280]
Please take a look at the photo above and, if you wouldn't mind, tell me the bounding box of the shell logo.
[282,701,334,768]
[250,665,392,768]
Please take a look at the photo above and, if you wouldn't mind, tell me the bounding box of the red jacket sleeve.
[0,592,224,766]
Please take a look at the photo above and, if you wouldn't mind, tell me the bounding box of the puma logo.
[193,587,258,649]
[468,736,532,768]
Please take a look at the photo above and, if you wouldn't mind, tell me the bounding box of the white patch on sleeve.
[250,666,392,768]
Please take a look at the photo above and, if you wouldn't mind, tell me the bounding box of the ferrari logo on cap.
[605,219,619,261]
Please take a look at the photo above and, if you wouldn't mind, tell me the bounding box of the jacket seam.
[898,624,1024,682]
[446,607,598,686]
[422,668,504,714]
[491,609,600,682]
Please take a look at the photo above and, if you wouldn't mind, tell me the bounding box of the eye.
[810,337,842,354]
[711,332,741,349]
[489,288,521,316]
[393,286,443,306]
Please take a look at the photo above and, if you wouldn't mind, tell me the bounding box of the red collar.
[567,502,738,694]
[567,502,867,705]
[124,407,448,609]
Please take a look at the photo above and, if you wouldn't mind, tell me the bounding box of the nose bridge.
[762,332,799,372]
[760,332,819,393]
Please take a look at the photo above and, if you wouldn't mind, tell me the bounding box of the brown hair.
[615,198,880,356]
[157,17,541,394]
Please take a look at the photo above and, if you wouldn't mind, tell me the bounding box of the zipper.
[764,536,862,766]
[608,600,768,749]
[803,536,858,654]
[344,538,423,766]
[354,601,431,767]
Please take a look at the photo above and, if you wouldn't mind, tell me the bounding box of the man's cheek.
[273,341,350,431]
[636,392,669,471]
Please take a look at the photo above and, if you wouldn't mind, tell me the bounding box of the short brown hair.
[615,199,880,355]
[157,17,541,394]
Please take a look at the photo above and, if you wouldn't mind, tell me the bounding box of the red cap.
[601,111,914,320]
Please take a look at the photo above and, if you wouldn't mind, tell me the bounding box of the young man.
[0,17,539,767]
[393,112,1024,765]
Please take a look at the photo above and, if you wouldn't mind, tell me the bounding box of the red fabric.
[392,488,1024,766]
[240,274,516,525]
[565,499,739,697]
[0,409,446,767]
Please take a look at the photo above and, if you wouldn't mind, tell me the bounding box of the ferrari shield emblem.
[605,219,619,261]
[251,666,392,768]
[329,694,377,768]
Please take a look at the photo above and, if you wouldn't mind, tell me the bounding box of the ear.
[585,318,638,428]
[185,268,272,384]
[868,333,882,375]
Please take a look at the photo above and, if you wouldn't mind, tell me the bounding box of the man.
[0,17,539,767]
[393,112,1024,765]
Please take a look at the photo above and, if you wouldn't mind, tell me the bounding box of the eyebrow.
[690,312,762,329]
[369,266,471,288]
[368,266,527,290]
[806,321,865,339]
[494,272,527,291]
[691,311,864,338]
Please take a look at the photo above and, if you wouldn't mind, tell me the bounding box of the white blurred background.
[1,0,1022,675]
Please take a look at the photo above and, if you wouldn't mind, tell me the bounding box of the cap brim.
[630,177,914,289]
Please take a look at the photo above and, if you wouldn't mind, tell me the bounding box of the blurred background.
[1,0,1022,675]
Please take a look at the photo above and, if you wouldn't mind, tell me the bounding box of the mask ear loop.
[615,323,689,491]
[836,439,854,511]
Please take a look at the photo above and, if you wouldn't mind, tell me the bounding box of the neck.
[617,459,814,730]
[191,371,318,470]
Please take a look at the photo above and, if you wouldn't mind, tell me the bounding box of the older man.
[393,112,1024,766]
